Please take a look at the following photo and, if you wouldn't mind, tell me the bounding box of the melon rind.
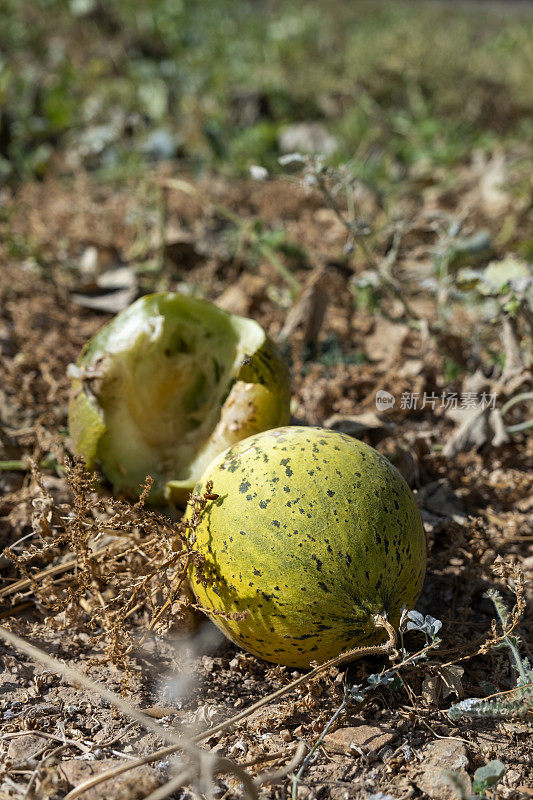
[68,293,290,503]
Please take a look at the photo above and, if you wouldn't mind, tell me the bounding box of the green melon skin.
[186,426,426,669]
[68,293,290,504]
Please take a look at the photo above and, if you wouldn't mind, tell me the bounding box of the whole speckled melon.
[186,426,426,668]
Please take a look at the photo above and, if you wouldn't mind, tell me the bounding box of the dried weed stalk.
[1,459,217,671]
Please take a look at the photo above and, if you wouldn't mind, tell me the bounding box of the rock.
[140,129,179,161]
[215,275,266,317]
[58,759,161,800]
[364,317,409,371]
[71,264,137,313]
[477,150,510,217]
[521,554,533,571]
[278,122,338,156]
[279,267,329,345]
[416,481,468,525]
[323,725,397,758]
[414,740,470,800]
[7,734,43,763]
[504,769,521,787]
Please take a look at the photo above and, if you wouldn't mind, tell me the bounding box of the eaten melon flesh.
[186,426,426,668]
[68,293,290,503]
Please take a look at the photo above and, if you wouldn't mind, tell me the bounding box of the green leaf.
[472,760,506,795]
[479,257,531,295]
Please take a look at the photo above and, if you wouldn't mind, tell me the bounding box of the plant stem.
[487,590,528,683]
[213,202,300,296]
[0,460,28,471]
[501,392,533,435]
[257,242,300,297]
[0,457,56,472]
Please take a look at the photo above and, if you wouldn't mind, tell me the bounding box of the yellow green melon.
[186,426,427,668]
[68,293,290,503]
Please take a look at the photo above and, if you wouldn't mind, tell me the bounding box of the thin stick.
[0,544,120,600]
[212,757,260,800]
[255,741,307,786]
[2,730,92,754]
[96,721,139,748]
[141,770,194,800]
[0,602,34,619]
[23,744,67,800]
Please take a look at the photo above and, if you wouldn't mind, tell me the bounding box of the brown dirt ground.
[0,162,531,800]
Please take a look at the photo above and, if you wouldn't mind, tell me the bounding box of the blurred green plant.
[456,256,533,376]
[0,0,532,181]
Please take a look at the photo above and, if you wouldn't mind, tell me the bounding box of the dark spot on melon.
[311,555,323,571]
